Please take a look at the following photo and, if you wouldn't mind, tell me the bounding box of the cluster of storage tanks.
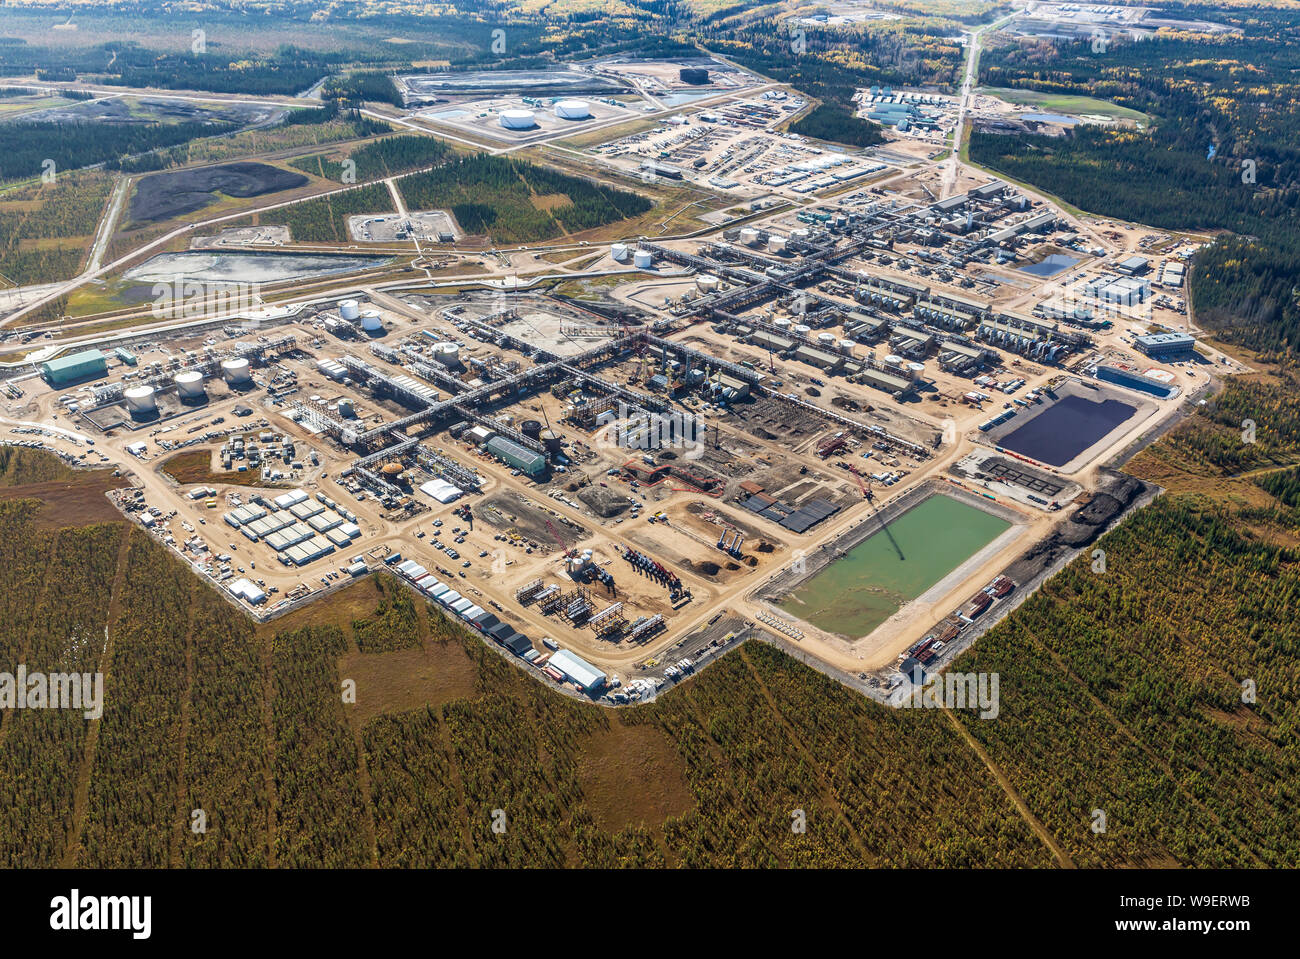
[879,353,927,380]
[613,244,652,268]
[340,299,384,333]
[738,229,788,254]
[123,361,247,417]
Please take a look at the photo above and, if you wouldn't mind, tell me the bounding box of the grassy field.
[978,87,1150,123]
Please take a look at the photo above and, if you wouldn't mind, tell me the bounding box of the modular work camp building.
[40,349,108,386]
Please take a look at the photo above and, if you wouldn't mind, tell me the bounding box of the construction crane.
[545,518,577,558]
[845,463,873,501]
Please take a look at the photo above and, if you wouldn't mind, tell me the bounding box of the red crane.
[545,519,577,558]
[845,464,873,500]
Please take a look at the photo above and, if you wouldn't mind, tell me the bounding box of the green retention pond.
[779,493,1012,638]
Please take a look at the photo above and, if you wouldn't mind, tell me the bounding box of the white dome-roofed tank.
[433,342,461,367]
[339,299,360,321]
[907,361,926,380]
[554,99,591,120]
[221,357,253,385]
[696,274,720,293]
[794,324,812,337]
[838,338,856,355]
[500,109,536,130]
[768,234,787,253]
[125,385,157,415]
[774,317,792,329]
[817,332,837,346]
[174,370,205,400]
[633,250,653,269]
[739,228,760,246]
[360,310,383,333]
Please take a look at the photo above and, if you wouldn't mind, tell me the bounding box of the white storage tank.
[633,250,653,269]
[740,228,760,246]
[339,299,360,321]
[222,358,253,385]
[774,317,792,330]
[768,235,787,254]
[696,274,720,293]
[611,243,629,262]
[125,385,157,415]
[817,332,837,346]
[838,339,856,355]
[884,354,904,367]
[554,99,591,120]
[433,342,461,367]
[174,370,205,400]
[794,324,812,337]
[907,361,926,380]
[499,109,536,130]
[360,310,383,333]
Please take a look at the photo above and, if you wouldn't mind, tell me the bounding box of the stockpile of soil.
[576,485,632,518]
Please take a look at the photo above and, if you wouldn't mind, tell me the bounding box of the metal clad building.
[485,435,547,476]
[40,349,108,386]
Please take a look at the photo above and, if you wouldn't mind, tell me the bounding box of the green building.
[40,349,108,386]
[485,435,547,477]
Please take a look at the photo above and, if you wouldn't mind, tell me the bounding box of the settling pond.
[778,493,1012,638]
[122,251,391,286]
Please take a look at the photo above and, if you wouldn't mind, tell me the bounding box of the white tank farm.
[360,310,383,333]
[633,250,653,269]
[174,370,206,400]
[611,243,629,262]
[222,357,253,385]
[433,342,461,367]
[339,299,360,321]
[124,385,157,415]
[499,109,536,130]
[554,99,591,120]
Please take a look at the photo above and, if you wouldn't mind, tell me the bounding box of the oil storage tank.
[500,109,536,130]
[174,370,206,401]
[633,250,653,269]
[360,310,383,333]
[222,358,253,386]
[125,385,157,416]
[433,342,461,367]
[554,99,591,120]
[339,300,360,321]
